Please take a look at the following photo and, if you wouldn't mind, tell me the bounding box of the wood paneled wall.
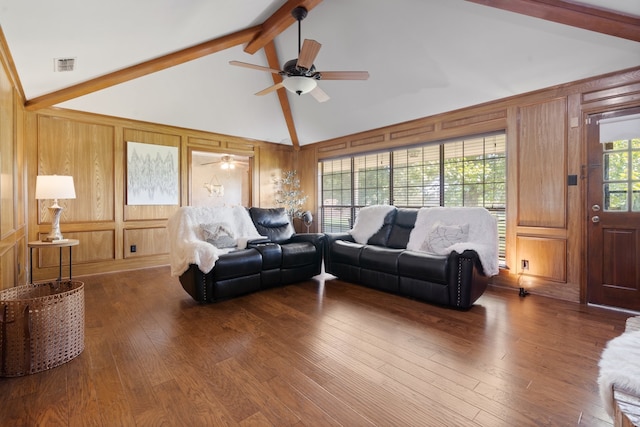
[517,98,567,228]
[302,66,640,302]
[23,108,295,282]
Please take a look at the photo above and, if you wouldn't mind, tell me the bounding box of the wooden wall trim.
[37,106,284,152]
[390,124,435,141]
[313,107,508,160]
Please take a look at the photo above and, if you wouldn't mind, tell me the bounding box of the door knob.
[592,216,600,223]
[592,204,601,212]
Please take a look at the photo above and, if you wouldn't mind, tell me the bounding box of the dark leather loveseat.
[170,206,324,303]
[324,206,498,309]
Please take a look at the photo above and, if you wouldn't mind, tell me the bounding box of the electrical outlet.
[130,245,137,253]
[521,259,529,270]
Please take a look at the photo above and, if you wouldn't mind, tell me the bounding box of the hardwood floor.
[0,267,633,426]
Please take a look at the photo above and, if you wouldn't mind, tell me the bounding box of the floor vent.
[54,57,76,72]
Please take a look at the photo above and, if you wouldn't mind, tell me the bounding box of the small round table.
[28,239,80,284]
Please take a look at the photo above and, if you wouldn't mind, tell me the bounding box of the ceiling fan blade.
[309,86,330,103]
[229,60,282,74]
[255,82,284,96]
[296,39,321,70]
[319,71,370,80]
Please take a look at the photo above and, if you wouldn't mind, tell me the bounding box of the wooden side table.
[28,239,80,284]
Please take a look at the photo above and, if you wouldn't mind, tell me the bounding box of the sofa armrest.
[325,232,353,243]
[179,264,207,302]
[323,232,354,273]
[288,233,326,254]
[447,249,488,309]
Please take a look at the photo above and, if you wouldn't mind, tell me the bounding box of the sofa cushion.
[360,246,403,274]
[398,251,448,284]
[213,248,262,280]
[249,207,295,243]
[387,208,418,248]
[281,242,317,268]
[331,240,364,265]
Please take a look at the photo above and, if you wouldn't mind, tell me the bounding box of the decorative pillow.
[200,222,236,248]
[420,222,469,254]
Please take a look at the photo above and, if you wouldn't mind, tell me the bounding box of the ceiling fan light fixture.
[220,155,235,170]
[282,76,317,95]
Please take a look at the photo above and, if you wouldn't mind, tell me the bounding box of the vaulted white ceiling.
[1,0,639,146]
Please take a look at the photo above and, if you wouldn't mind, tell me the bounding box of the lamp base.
[43,205,65,242]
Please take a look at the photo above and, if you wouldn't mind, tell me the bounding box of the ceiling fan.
[201,155,236,169]
[230,6,369,103]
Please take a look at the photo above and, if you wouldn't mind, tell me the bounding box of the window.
[602,138,640,212]
[319,133,507,258]
[598,113,640,212]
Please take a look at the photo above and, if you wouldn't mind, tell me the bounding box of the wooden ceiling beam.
[24,26,261,111]
[466,0,640,42]
[244,0,323,55]
[264,40,300,150]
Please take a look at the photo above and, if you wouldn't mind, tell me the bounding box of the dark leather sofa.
[324,207,491,309]
[178,207,324,303]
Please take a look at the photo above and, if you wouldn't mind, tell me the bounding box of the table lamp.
[35,175,76,242]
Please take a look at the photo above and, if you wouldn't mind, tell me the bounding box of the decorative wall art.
[126,141,179,205]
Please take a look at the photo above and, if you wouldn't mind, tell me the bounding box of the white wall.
[191,152,250,207]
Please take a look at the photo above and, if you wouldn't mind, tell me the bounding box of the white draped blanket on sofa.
[407,207,499,277]
[167,206,262,276]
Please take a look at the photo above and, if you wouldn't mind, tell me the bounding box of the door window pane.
[604,183,628,211]
[603,152,628,181]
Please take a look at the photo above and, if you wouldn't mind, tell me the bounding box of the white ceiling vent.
[54,57,76,72]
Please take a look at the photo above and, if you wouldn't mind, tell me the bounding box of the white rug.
[598,329,640,417]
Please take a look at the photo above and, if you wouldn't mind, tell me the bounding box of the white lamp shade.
[35,175,76,200]
[282,76,317,95]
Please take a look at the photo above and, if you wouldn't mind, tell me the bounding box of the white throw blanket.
[598,330,640,417]
[349,205,396,244]
[407,207,499,276]
[167,206,262,276]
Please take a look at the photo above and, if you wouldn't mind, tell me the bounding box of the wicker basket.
[0,281,85,377]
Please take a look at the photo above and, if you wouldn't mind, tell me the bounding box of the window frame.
[319,132,507,258]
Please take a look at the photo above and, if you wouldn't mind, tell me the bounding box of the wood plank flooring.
[0,267,633,426]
